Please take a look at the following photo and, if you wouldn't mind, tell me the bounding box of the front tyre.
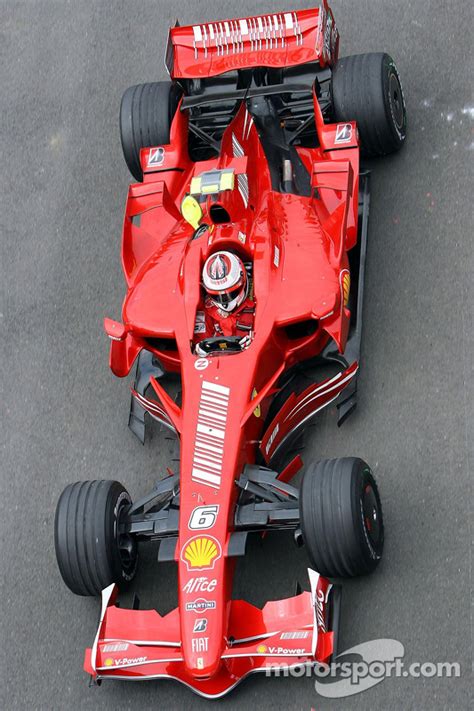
[300,458,384,577]
[54,480,138,596]
[332,53,407,156]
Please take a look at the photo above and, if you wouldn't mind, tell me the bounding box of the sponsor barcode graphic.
[192,381,230,489]
[237,173,249,207]
[102,642,129,652]
[232,133,244,158]
[189,12,303,58]
[280,631,310,640]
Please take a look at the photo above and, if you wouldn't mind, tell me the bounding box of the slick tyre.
[120,81,182,181]
[332,53,406,156]
[54,480,138,596]
[300,458,384,577]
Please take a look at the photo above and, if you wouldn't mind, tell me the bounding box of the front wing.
[84,570,339,698]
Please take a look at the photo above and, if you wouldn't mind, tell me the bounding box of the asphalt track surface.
[1,1,473,709]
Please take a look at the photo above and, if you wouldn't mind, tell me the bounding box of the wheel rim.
[389,72,404,130]
[116,497,137,578]
[361,483,382,550]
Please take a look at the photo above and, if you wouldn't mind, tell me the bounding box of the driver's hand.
[194,342,208,357]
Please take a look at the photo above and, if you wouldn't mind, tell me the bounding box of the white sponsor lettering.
[114,656,147,666]
[316,588,326,632]
[266,646,306,655]
[280,631,310,640]
[192,637,209,653]
[182,577,217,594]
[102,642,129,652]
[194,311,206,334]
[265,423,280,456]
[274,245,280,267]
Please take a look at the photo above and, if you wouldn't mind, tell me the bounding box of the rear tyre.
[332,53,406,156]
[54,480,138,596]
[300,458,384,577]
[120,81,182,181]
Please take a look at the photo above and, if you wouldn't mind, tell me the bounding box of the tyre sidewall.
[382,55,407,146]
[352,464,384,570]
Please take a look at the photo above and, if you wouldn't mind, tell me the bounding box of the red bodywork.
[93,4,360,698]
[166,5,339,78]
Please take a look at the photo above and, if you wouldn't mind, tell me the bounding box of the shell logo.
[341,270,351,307]
[104,658,113,667]
[181,536,222,571]
[257,644,268,654]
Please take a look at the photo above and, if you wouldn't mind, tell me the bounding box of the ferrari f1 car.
[54,2,406,698]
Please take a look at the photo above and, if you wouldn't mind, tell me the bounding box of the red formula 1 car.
[54,2,406,698]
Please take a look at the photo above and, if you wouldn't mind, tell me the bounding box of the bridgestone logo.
[192,381,230,489]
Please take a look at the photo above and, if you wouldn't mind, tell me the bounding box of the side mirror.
[104,317,126,341]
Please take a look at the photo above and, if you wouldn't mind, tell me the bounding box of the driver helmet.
[202,251,248,313]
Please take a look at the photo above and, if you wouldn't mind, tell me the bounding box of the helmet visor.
[212,285,243,309]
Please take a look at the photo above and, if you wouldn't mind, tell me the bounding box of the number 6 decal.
[189,505,219,530]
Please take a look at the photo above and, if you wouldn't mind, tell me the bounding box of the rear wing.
[165,2,339,79]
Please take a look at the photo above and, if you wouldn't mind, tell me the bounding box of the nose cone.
[179,538,228,681]
[180,579,226,680]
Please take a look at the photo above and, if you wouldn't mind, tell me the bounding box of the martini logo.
[186,598,216,613]
[181,536,222,571]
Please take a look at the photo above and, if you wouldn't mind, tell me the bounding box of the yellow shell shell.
[183,537,219,569]
[257,644,268,654]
